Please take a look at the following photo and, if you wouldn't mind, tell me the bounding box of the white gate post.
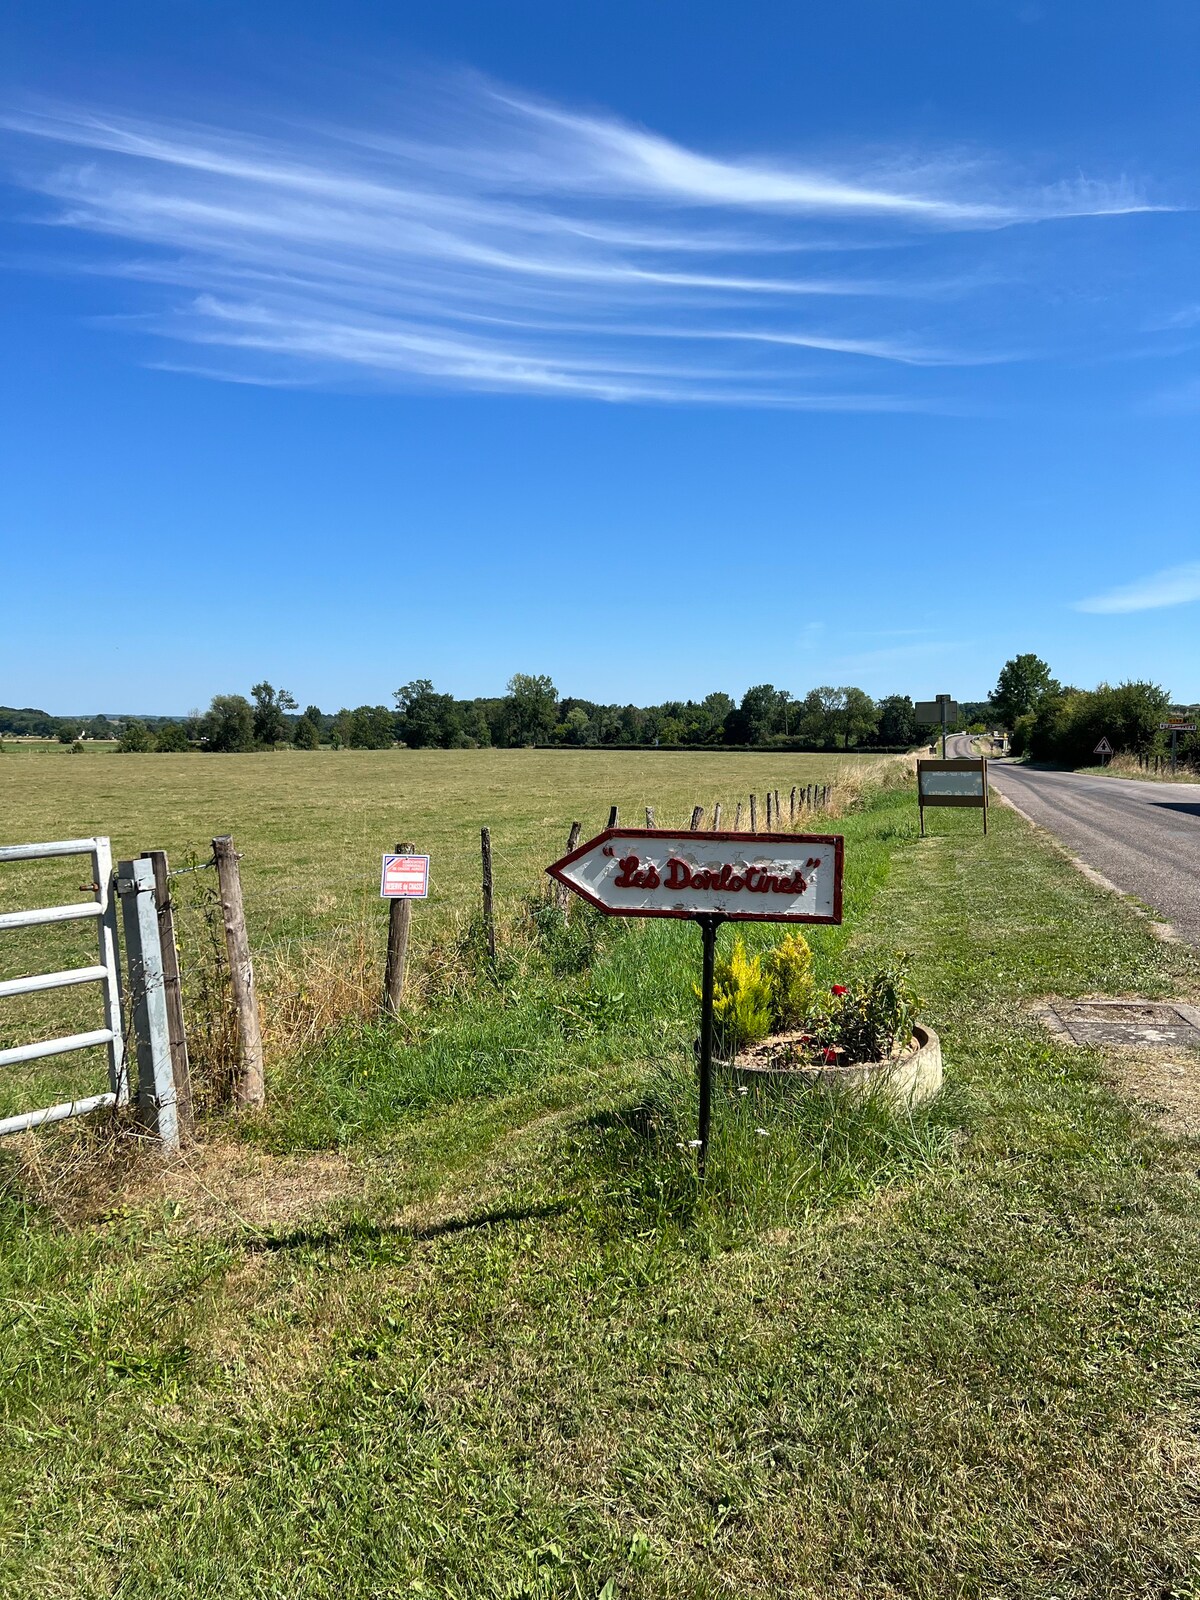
[118,857,179,1151]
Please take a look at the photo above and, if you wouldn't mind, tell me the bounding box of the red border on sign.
[545,828,844,925]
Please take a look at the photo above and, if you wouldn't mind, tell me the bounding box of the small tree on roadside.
[992,654,1060,729]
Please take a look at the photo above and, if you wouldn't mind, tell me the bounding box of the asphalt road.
[943,735,1200,947]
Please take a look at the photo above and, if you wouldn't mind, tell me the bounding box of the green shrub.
[764,931,815,1030]
[825,954,917,1065]
[708,938,773,1054]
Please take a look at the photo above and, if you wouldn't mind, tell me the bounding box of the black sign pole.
[696,912,724,1179]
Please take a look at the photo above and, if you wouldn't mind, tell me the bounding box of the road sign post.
[547,827,844,1176]
[1093,737,1113,765]
[915,695,959,759]
[1159,719,1196,775]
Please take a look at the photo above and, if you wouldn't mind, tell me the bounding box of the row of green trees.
[114,677,930,753]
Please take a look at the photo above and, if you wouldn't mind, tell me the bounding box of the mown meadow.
[1,753,1199,1595]
[0,744,867,1116]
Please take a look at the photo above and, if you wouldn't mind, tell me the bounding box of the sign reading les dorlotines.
[546,829,843,924]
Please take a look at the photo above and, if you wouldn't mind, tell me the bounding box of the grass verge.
[1,789,1199,1597]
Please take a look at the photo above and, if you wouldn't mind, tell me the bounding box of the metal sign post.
[695,912,723,1178]
[547,827,844,1175]
[915,695,959,759]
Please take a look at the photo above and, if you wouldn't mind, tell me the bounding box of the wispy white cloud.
[828,640,963,674]
[0,74,1170,403]
[1074,561,1200,613]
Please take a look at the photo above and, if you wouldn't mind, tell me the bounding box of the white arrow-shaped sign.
[547,829,843,924]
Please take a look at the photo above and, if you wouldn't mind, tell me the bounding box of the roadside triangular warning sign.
[1094,737,1113,756]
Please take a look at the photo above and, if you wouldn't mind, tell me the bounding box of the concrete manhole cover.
[1043,999,1200,1050]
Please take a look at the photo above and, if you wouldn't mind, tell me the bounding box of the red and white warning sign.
[380,854,430,899]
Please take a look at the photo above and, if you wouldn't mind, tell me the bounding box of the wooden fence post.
[749,794,758,832]
[645,806,656,827]
[765,793,773,829]
[559,822,581,921]
[607,804,619,828]
[211,835,264,1109]
[480,826,496,960]
[711,802,722,830]
[142,850,193,1140]
[734,802,743,829]
[383,839,415,1017]
[689,805,704,831]
[790,787,797,824]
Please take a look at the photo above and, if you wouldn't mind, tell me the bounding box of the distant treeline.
[2,679,993,755]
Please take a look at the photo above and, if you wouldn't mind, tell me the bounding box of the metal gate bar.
[0,837,128,1136]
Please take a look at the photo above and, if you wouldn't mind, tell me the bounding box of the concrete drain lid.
[1044,999,1200,1050]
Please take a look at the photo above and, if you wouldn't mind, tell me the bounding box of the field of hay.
[0,744,883,1110]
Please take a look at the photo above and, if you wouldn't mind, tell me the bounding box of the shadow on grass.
[243,1200,573,1255]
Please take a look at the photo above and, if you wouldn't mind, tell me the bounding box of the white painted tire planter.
[731,1023,942,1109]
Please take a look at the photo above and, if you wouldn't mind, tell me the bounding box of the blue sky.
[1,1,1197,714]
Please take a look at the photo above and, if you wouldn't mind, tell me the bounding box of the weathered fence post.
[645,806,656,828]
[749,794,758,832]
[711,801,722,830]
[790,787,797,824]
[734,801,743,829]
[765,793,773,829]
[559,822,581,922]
[383,839,415,1016]
[117,856,179,1150]
[211,835,264,1109]
[480,826,497,960]
[690,805,704,831]
[142,850,193,1140]
[607,804,619,828]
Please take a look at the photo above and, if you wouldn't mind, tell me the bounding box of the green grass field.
[2,764,1199,1597]
[0,744,868,1115]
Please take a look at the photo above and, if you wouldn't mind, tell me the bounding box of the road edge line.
[991,788,1182,946]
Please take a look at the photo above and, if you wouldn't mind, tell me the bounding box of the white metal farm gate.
[0,838,180,1148]
[0,837,128,1133]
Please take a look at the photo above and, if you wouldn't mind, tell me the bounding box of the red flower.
[821,1047,840,1064]
[831,985,848,996]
